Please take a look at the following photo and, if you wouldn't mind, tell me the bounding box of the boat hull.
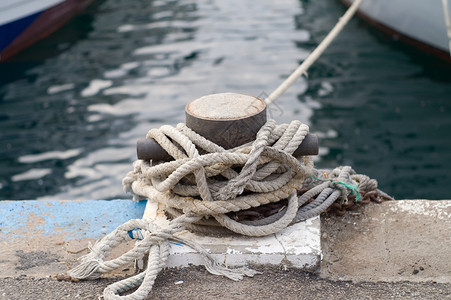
[342,0,451,61]
[0,0,95,61]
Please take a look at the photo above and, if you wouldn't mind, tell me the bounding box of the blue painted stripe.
[0,200,146,240]
[0,11,42,52]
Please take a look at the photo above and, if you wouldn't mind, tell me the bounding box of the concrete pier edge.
[0,199,449,284]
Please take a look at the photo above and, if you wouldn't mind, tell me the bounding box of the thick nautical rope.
[69,215,259,300]
[69,120,391,299]
[123,120,315,236]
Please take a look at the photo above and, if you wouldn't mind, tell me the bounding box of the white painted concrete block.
[144,201,321,270]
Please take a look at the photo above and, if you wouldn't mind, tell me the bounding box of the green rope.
[311,176,361,202]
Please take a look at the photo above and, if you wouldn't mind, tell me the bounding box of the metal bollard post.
[137,93,318,161]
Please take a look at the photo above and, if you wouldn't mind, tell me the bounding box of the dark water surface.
[1,0,450,200]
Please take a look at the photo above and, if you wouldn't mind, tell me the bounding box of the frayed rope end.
[203,255,261,281]
[68,258,102,280]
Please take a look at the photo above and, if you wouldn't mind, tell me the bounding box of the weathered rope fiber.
[125,120,314,236]
[69,215,259,300]
[69,120,392,299]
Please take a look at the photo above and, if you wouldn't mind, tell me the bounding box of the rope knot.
[311,173,362,204]
[329,181,361,203]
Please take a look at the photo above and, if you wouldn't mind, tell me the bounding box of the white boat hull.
[344,0,451,59]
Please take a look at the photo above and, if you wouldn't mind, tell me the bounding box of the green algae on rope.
[311,176,362,202]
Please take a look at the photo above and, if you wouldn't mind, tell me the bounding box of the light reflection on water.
[0,0,450,200]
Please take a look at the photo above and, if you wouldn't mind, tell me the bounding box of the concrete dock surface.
[321,200,451,283]
[1,266,450,300]
[0,199,450,299]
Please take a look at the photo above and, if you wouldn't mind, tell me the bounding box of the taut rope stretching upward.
[265,0,364,105]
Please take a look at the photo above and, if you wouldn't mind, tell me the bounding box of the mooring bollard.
[137,93,318,161]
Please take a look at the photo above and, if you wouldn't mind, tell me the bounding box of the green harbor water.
[1,0,451,200]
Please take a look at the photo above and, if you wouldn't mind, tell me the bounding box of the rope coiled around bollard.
[69,120,392,299]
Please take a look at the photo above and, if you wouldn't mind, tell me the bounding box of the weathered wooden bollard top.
[137,93,318,161]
